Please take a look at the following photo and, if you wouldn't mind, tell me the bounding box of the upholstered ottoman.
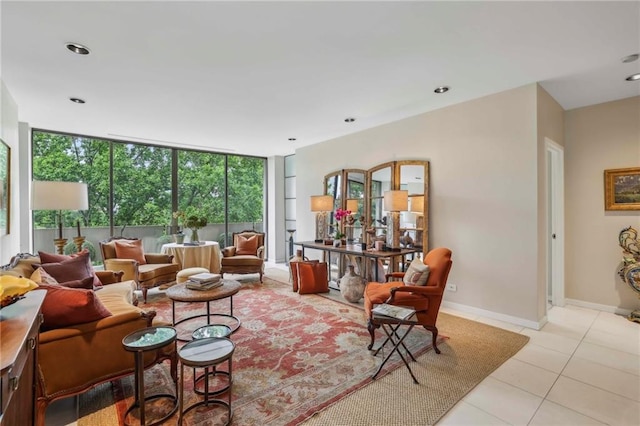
[177,267,210,284]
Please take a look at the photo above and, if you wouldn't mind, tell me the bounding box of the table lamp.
[310,195,333,243]
[31,181,89,254]
[384,190,408,251]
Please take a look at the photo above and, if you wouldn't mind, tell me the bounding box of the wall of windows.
[32,130,266,263]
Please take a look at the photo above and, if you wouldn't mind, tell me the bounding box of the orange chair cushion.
[290,260,319,292]
[38,284,112,331]
[297,262,329,294]
[114,239,146,264]
[236,235,258,255]
[364,282,429,314]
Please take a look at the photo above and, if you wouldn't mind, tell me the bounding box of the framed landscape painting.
[604,167,640,211]
[0,139,9,235]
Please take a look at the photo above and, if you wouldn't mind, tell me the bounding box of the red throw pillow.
[297,262,329,295]
[38,284,112,331]
[236,235,258,255]
[38,250,102,288]
[113,239,146,264]
[290,260,319,292]
[37,251,97,288]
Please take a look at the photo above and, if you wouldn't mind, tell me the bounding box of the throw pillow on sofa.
[34,251,96,289]
[39,249,102,288]
[31,267,94,289]
[38,284,112,331]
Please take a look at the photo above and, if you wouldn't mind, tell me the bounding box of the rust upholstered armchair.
[364,247,453,353]
[99,237,179,303]
[220,230,265,282]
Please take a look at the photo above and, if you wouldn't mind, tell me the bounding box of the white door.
[546,138,565,308]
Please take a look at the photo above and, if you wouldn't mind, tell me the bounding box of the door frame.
[545,138,565,308]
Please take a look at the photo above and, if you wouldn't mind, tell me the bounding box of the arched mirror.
[396,160,429,250]
[344,169,366,241]
[324,170,342,237]
[366,162,394,247]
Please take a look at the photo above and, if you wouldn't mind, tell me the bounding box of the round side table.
[178,337,235,426]
[122,326,178,426]
[191,324,232,396]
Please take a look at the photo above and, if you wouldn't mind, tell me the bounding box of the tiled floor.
[46,264,640,425]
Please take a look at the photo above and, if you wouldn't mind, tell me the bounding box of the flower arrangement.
[172,210,207,231]
[333,207,352,239]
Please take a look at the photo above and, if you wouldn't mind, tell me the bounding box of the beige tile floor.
[46,263,640,425]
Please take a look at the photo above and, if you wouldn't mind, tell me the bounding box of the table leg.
[172,300,176,325]
[372,324,419,384]
[136,351,146,424]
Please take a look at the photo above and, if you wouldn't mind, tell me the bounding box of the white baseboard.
[565,298,633,316]
[441,301,545,330]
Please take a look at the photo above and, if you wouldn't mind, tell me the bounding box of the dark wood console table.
[294,241,418,283]
[1,290,45,426]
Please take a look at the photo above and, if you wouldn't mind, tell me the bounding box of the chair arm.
[385,272,405,282]
[144,253,174,264]
[95,270,124,285]
[257,246,265,259]
[222,247,236,257]
[388,285,443,303]
[104,259,138,282]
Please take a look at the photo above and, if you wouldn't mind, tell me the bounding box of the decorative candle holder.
[73,236,86,253]
[54,238,68,255]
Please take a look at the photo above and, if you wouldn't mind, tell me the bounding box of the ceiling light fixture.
[625,73,640,82]
[288,138,296,141]
[434,86,449,94]
[65,42,90,55]
[344,117,355,123]
[69,97,85,104]
[621,54,639,63]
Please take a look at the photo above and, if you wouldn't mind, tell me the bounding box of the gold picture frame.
[0,138,10,235]
[604,167,640,211]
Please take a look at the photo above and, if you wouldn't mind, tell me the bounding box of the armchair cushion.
[39,284,112,331]
[114,239,146,264]
[403,257,430,286]
[138,263,181,282]
[236,234,258,255]
[39,249,102,288]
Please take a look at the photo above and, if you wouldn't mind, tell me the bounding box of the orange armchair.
[364,247,453,353]
[220,230,265,282]
[99,237,179,303]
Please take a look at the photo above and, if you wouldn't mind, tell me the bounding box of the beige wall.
[0,80,20,259]
[536,85,565,319]
[565,96,640,311]
[297,84,542,325]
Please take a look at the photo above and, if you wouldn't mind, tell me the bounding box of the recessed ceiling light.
[69,97,86,104]
[434,86,449,94]
[288,138,296,141]
[625,73,640,82]
[344,117,355,123]
[65,42,90,55]
[621,54,639,63]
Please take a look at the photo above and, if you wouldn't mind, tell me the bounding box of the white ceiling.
[2,1,639,157]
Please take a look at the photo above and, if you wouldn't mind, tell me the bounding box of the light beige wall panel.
[536,85,565,319]
[565,96,640,310]
[297,85,540,322]
[0,80,20,260]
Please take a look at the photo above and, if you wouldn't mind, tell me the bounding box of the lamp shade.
[310,195,333,212]
[31,181,89,210]
[383,190,408,212]
[410,195,424,213]
[346,198,359,213]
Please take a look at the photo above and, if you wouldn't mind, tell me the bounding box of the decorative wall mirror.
[396,160,429,250]
[366,162,394,246]
[324,170,342,237]
[344,169,366,241]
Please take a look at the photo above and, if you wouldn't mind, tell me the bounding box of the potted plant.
[173,210,207,243]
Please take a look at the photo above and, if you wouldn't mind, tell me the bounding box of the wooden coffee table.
[165,280,241,341]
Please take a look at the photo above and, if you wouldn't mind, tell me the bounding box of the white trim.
[565,298,633,316]
[545,138,565,308]
[441,301,546,330]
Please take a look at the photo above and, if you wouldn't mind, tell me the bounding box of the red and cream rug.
[79,277,444,425]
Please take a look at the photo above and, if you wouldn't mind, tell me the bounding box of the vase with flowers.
[173,210,207,243]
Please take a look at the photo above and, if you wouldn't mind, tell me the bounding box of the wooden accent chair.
[220,230,265,282]
[99,237,179,303]
[364,247,453,353]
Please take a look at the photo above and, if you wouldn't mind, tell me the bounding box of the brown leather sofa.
[99,237,179,303]
[1,255,175,426]
[220,230,265,282]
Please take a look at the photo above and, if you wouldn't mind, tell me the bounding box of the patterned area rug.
[79,277,443,425]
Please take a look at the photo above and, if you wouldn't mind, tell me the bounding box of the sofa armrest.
[104,259,138,282]
[144,253,174,264]
[222,247,236,257]
[95,270,124,285]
